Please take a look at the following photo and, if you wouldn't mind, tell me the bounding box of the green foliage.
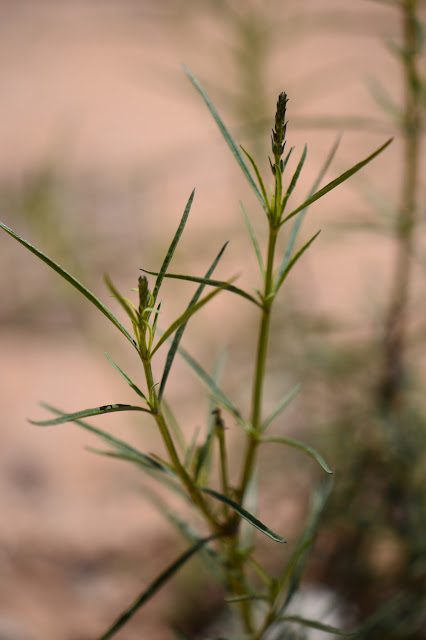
[0,67,391,639]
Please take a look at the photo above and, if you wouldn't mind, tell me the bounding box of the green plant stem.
[378,0,422,413]
[224,225,279,636]
[239,225,278,499]
[139,342,221,534]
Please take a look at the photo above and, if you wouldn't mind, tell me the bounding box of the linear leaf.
[194,352,229,485]
[193,418,215,485]
[274,537,315,601]
[152,189,195,303]
[260,436,332,474]
[143,269,261,307]
[40,404,173,474]
[278,616,354,636]
[261,384,301,432]
[152,281,233,356]
[279,135,341,279]
[105,353,148,402]
[240,146,269,207]
[98,536,219,640]
[104,275,137,325]
[158,243,228,402]
[183,65,268,215]
[275,231,320,294]
[87,447,168,470]
[177,344,241,421]
[281,144,308,216]
[240,201,265,279]
[198,487,286,543]
[367,75,401,120]
[0,221,136,346]
[161,399,187,454]
[226,594,269,603]
[280,477,333,612]
[281,137,393,224]
[30,403,152,426]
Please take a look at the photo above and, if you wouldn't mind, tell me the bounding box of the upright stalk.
[378,0,422,413]
[239,92,288,502]
[239,226,278,498]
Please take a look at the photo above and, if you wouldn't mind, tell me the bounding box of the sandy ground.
[0,2,425,639]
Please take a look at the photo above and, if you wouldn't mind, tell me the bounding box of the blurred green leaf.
[281,144,308,216]
[152,280,234,356]
[240,145,270,208]
[30,403,151,426]
[143,269,261,308]
[104,275,138,326]
[178,343,241,421]
[280,477,333,612]
[183,65,268,215]
[0,221,136,347]
[260,435,332,474]
[277,616,354,636]
[281,138,393,224]
[198,487,286,543]
[152,189,195,303]
[98,535,219,640]
[159,243,228,402]
[105,353,148,402]
[240,201,265,279]
[281,135,341,271]
[261,384,301,432]
[275,231,321,294]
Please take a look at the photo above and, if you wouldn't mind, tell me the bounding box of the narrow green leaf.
[152,189,195,303]
[143,269,261,307]
[281,144,308,216]
[40,404,175,475]
[281,137,393,224]
[152,281,233,356]
[195,352,229,485]
[184,425,201,469]
[183,65,268,215]
[159,243,228,402]
[198,487,286,543]
[240,201,265,279]
[142,487,224,578]
[278,616,354,636]
[274,537,315,600]
[87,447,169,472]
[194,430,215,487]
[98,535,219,640]
[279,135,341,278]
[151,300,162,341]
[282,146,294,172]
[275,231,320,294]
[161,399,187,454]
[30,403,152,426]
[367,75,401,120]
[260,436,332,474]
[105,353,148,403]
[240,146,270,208]
[104,275,138,325]
[177,344,241,421]
[226,594,269,603]
[280,477,333,612]
[261,384,301,432]
[0,221,136,346]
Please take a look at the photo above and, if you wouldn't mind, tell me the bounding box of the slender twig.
[378,0,422,413]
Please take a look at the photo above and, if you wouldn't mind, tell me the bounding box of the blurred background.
[0,1,425,639]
